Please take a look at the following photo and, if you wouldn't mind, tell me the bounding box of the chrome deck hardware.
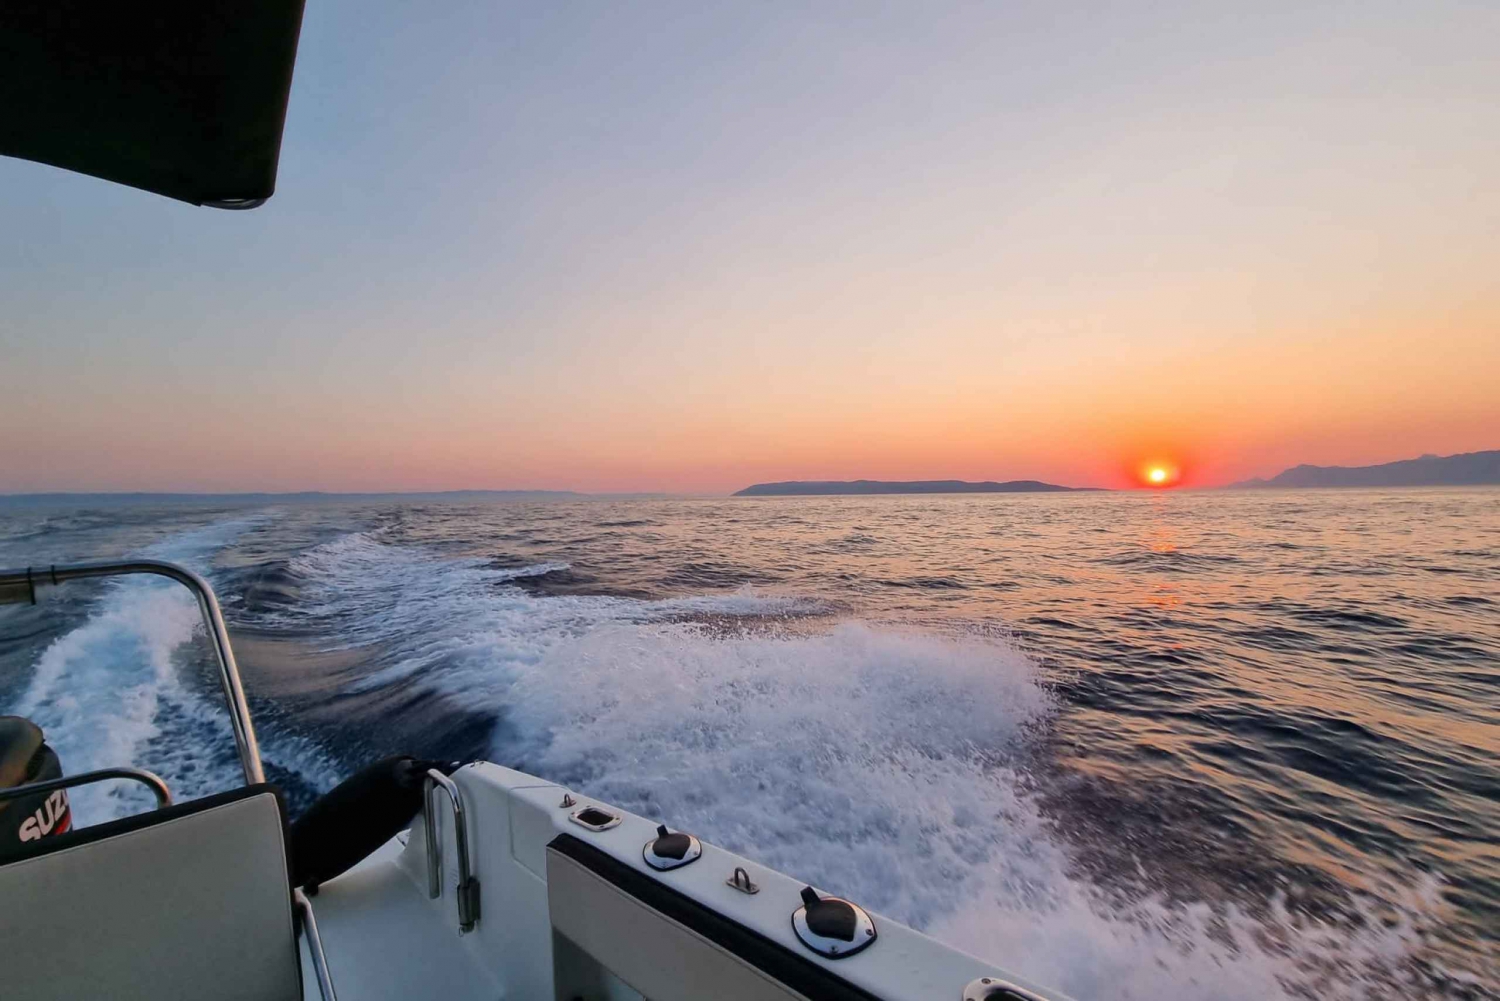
[295,889,339,1001]
[643,824,701,871]
[792,886,877,959]
[568,804,622,832]
[424,769,480,932]
[725,866,760,894]
[962,977,1049,1001]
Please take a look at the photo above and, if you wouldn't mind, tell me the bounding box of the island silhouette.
[734,479,1099,496]
[1230,449,1500,489]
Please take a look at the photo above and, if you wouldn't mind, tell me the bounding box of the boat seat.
[0,783,303,1001]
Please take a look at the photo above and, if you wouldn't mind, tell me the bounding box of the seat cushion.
[0,784,301,1001]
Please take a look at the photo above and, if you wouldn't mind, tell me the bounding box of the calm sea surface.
[1,490,1495,999]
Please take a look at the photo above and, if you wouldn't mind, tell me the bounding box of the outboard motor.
[0,716,71,856]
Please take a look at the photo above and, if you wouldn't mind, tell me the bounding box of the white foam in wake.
[5,516,337,822]
[275,531,824,698]
[498,621,1451,1000]
[10,584,215,818]
[931,869,1455,1000]
[504,622,1050,925]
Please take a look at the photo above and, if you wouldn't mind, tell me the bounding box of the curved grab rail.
[424,768,480,932]
[0,560,265,785]
[294,889,339,1001]
[0,766,172,810]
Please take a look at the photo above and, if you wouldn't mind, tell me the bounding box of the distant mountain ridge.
[0,489,586,507]
[735,479,1097,496]
[1230,450,1500,489]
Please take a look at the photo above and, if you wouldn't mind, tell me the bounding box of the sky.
[2,1,1497,493]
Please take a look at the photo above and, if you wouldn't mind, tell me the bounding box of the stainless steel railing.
[0,766,172,810]
[294,889,340,1001]
[0,560,265,785]
[424,768,480,932]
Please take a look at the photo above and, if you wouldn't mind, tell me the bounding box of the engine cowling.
[0,716,72,855]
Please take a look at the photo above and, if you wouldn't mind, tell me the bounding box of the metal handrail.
[424,768,480,932]
[0,560,265,785]
[294,889,339,1001]
[0,766,172,810]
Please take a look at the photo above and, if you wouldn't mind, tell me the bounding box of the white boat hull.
[299,761,1068,1001]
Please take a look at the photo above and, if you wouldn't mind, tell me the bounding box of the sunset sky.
[2,1,1496,493]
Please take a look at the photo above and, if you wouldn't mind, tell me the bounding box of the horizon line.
[6,450,1496,501]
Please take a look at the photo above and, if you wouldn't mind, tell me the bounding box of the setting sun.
[1136,460,1182,488]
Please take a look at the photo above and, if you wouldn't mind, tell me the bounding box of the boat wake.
[2,517,339,822]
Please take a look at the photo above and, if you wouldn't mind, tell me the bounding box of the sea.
[0,489,1495,1000]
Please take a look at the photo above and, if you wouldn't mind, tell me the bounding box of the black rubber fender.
[290,755,453,889]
